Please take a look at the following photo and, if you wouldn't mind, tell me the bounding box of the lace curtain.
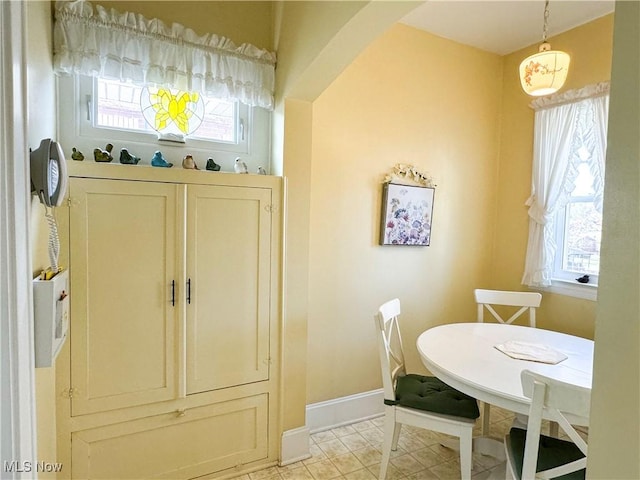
[53,0,276,110]
[522,83,610,287]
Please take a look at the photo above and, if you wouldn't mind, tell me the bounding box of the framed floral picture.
[379,182,435,246]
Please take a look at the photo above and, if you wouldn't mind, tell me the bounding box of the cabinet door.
[69,178,180,415]
[186,185,272,394]
[71,395,269,479]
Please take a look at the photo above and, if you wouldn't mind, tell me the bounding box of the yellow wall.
[273,1,370,432]
[27,1,59,477]
[589,2,640,475]
[308,24,503,403]
[274,1,366,101]
[273,0,419,429]
[274,1,418,103]
[99,1,273,49]
[493,14,614,339]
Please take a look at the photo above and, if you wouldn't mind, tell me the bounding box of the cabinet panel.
[71,395,269,479]
[69,178,179,415]
[186,185,271,394]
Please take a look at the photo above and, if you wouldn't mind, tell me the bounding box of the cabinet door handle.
[187,278,191,304]
[171,280,175,306]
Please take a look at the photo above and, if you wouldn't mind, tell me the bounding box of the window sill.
[534,279,598,301]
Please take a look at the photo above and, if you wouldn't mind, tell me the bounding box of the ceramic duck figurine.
[120,148,141,165]
[257,166,267,175]
[206,157,221,171]
[93,146,113,162]
[234,157,248,174]
[151,151,173,168]
[71,147,84,161]
[182,154,199,170]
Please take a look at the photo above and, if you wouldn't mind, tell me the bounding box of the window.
[86,77,247,150]
[553,162,602,284]
[57,75,270,171]
[53,1,275,172]
[522,83,609,299]
[95,79,237,143]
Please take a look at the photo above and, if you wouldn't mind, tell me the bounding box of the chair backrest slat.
[521,370,591,420]
[519,370,590,479]
[375,298,406,402]
[475,289,542,327]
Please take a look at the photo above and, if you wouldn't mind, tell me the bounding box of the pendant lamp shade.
[519,42,570,96]
[519,1,570,96]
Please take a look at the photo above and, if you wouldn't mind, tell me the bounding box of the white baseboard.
[280,389,385,465]
[306,388,384,433]
[280,426,311,466]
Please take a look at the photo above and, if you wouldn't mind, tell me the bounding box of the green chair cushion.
[508,427,586,480]
[385,374,480,419]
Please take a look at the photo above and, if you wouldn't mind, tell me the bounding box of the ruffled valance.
[53,0,276,109]
[530,82,609,111]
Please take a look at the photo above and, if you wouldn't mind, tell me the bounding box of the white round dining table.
[416,322,594,423]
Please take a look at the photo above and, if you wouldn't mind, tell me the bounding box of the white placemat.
[494,340,568,364]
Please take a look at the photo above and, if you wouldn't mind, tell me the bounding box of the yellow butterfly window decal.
[141,87,205,136]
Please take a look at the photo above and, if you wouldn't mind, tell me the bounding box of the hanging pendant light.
[519,0,570,96]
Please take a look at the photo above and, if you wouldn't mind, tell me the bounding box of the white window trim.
[534,279,597,302]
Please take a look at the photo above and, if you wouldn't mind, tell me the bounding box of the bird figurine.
[234,157,248,174]
[119,148,140,165]
[257,166,267,175]
[206,157,221,171]
[182,154,199,170]
[151,151,173,168]
[576,274,590,284]
[93,146,112,162]
[105,143,114,159]
[71,147,84,161]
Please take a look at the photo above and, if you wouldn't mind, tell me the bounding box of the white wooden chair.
[504,370,589,480]
[474,289,542,327]
[374,299,480,480]
[475,288,543,435]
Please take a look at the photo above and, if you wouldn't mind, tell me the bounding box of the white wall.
[0,1,37,474]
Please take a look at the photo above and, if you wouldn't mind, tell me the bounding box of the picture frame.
[379,182,435,246]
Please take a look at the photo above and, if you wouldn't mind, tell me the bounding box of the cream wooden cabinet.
[58,164,282,479]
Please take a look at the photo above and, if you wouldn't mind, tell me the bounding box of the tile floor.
[231,407,525,480]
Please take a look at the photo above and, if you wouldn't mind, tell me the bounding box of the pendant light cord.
[542,0,550,43]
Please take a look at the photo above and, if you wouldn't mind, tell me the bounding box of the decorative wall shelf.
[383,163,436,188]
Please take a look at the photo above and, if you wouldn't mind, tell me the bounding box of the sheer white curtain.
[522,83,610,287]
[53,0,276,109]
